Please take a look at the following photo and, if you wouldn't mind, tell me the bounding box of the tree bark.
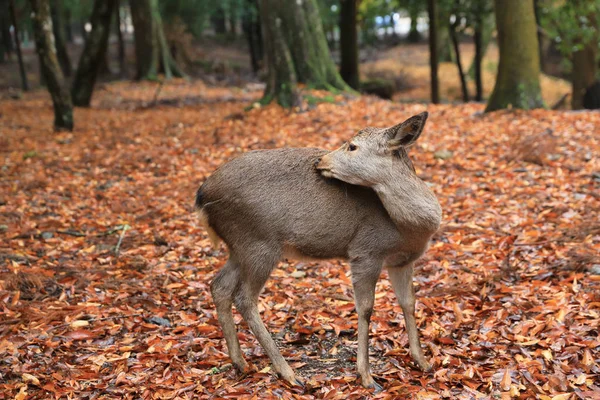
[437,5,453,62]
[242,0,262,74]
[486,0,543,112]
[428,0,439,104]
[115,0,125,77]
[259,0,351,107]
[130,0,184,80]
[72,0,116,106]
[473,14,483,101]
[29,0,73,130]
[339,0,359,90]
[211,6,226,34]
[450,17,468,102]
[0,4,13,63]
[50,0,72,76]
[572,41,597,109]
[9,0,28,90]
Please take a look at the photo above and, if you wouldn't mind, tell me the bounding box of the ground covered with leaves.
[0,81,599,399]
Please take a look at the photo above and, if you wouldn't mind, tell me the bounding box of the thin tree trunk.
[71,0,117,106]
[474,15,483,101]
[467,11,493,78]
[428,0,439,104]
[437,5,453,62]
[211,6,226,34]
[450,18,468,101]
[9,0,29,91]
[339,0,359,90]
[0,4,13,63]
[29,0,73,130]
[50,0,72,76]
[116,0,125,76]
[242,0,262,74]
[486,0,543,111]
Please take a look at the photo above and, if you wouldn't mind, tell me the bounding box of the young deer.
[196,112,441,391]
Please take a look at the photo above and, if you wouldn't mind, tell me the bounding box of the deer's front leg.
[388,263,431,371]
[350,260,383,392]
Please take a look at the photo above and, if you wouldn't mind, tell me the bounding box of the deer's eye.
[348,143,357,151]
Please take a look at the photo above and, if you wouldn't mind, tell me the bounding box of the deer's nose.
[314,157,322,168]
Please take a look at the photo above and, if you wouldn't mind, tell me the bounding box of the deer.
[195,112,441,391]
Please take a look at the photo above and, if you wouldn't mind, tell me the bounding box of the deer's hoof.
[365,380,383,393]
[233,360,251,374]
[418,360,433,372]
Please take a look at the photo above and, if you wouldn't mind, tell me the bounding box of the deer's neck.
[373,175,442,237]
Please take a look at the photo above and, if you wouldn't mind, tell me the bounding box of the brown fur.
[195,112,441,390]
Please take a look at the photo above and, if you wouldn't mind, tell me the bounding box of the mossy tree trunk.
[130,0,184,80]
[339,0,359,90]
[71,0,116,107]
[50,0,72,76]
[29,0,73,130]
[259,0,351,107]
[486,0,544,112]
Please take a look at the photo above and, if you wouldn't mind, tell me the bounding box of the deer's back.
[198,148,400,259]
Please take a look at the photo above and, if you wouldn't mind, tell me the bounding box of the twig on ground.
[114,224,130,257]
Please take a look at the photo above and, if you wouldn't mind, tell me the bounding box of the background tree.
[258,0,351,107]
[29,0,73,130]
[50,0,72,76]
[0,3,14,63]
[540,0,600,109]
[428,0,440,104]
[241,0,262,74]
[130,0,185,80]
[71,0,116,107]
[340,0,360,89]
[486,0,544,112]
[9,0,29,90]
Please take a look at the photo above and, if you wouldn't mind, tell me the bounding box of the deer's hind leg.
[211,257,249,373]
[387,262,431,371]
[232,245,301,386]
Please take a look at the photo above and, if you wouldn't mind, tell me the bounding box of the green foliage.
[539,0,600,64]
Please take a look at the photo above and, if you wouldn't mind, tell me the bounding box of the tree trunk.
[473,15,483,101]
[9,0,29,90]
[29,0,73,130]
[64,7,73,42]
[71,0,116,106]
[130,0,184,80]
[242,0,262,74]
[0,4,13,63]
[211,6,226,34]
[50,0,72,76]
[467,11,493,78]
[408,7,421,42]
[259,0,351,107]
[486,0,543,112]
[450,18,468,102]
[437,6,453,62]
[116,0,125,77]
[572,42,597,109]
[428,0,439,104]
[339,0,359,90]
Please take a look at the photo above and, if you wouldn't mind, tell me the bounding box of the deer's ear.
[387,112,428,150]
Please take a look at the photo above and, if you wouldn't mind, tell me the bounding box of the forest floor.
[0,81,599,399]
